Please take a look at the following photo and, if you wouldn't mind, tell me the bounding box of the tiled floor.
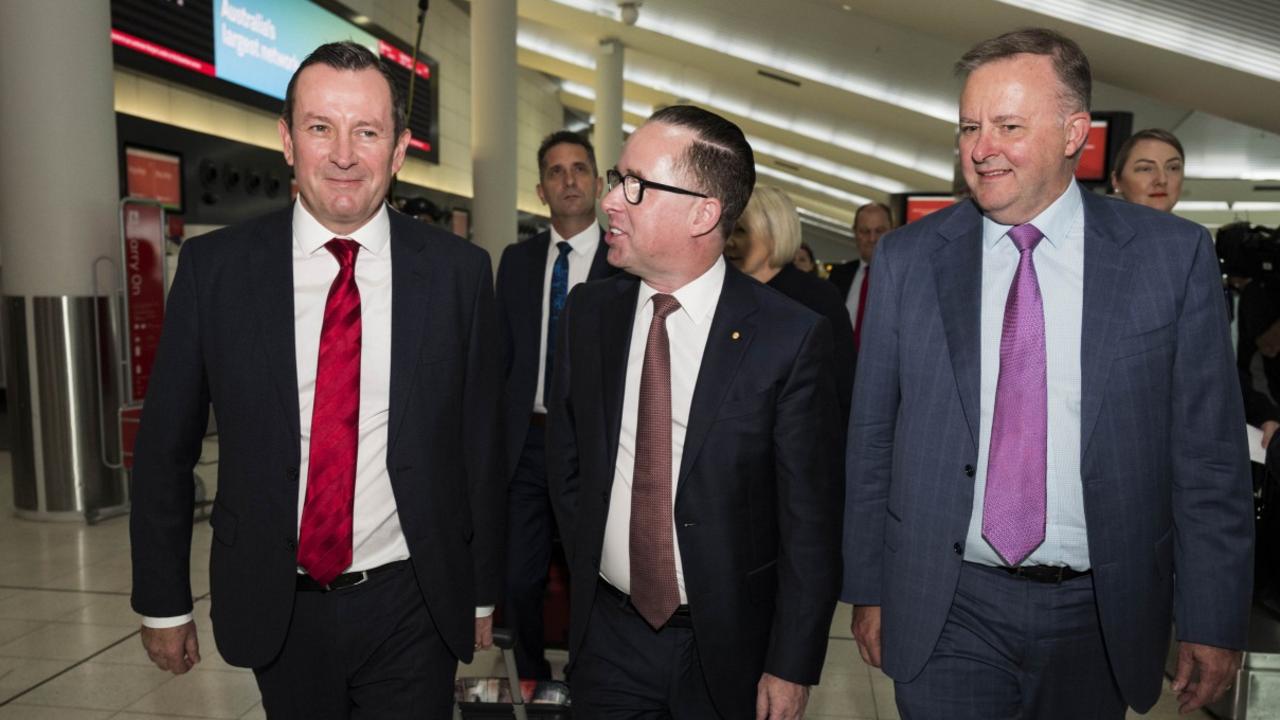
[0,442,1209,719]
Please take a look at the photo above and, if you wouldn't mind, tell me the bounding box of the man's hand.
[851,605,883,668]
[1171,641,1241,714]
[474,615,494,651]
[755,673,808,720]
[141,621,201,674]
[1262,420,1279,449]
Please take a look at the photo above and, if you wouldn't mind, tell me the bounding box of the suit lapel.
[932,202,984,449]
[526,231,551,322]
[387,212,437,452]
[1079,192,1136,454]
[587,226,613,280]
[249,208,300,444]
[601,275,639,474]
[676,267,758,496]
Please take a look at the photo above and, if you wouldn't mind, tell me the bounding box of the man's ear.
[536,182,547,206]
[278,117,295,167]
[1064,111,1091,159]
[688,197,723,238]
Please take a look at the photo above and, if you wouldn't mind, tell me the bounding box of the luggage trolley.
[455,628,570,720]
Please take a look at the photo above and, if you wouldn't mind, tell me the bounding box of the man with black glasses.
[546,106,843,719]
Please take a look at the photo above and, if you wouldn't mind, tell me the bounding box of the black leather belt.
[598,578,693,628]
[530,412,547,428]
[296,560,408,592]
[981,562,1092,584]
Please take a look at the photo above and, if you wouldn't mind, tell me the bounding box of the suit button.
[963,464,975,477]
[286,467,299,482]
[286,538,297,552]
[953,542,963,555]
[601,490,610,502]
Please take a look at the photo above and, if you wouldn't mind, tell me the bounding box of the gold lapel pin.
[731,331,741,340]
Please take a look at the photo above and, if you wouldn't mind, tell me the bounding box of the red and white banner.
[122,201,166,403]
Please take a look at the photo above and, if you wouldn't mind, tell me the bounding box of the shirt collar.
[549,221,601,257]
[982,180,1082,250]
[292,200,391,257]
[638,256,726,326]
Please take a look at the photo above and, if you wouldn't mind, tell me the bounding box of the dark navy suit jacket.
[129,206,505,668]
[547,265,843,718]
[842,188,1254,712]
[495,227,614,479]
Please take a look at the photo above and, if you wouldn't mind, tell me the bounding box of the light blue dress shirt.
[963,181,1090,569]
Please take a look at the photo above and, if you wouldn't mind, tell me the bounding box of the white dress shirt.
[533,222,601,413]
[600,257,726,603]
[963,181,1090,570]
[845,262,869,328]
[144,202,490,628]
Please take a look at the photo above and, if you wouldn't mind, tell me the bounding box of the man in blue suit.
[843,28,1253,719]
[495,130,615,678]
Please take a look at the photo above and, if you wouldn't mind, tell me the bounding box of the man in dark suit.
[828,201,893,351]
[495,130,614,678]
[843,28,1253,719]
[129,42,503,719]
[546,105,842,719]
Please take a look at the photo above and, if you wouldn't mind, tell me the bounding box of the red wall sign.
[126,147,182,210]
[122,202,166,402]
[1075,120,1109,182]
[906,196,957,223]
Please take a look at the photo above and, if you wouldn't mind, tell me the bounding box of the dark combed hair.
[1112,128,1185,179]
[955,27,1092,114]
[282,41,407,138]
[648,105,756,239]
[537,130,598,178]
[853,201,894,229]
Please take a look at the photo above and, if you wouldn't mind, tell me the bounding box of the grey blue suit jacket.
[842,188,1253,711]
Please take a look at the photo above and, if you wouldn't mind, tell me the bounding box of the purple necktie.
[982,223,1047,566]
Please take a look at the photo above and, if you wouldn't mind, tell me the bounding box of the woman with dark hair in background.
[1110,128,1184,213]
[793,242,819,275]
[725,185,855,425]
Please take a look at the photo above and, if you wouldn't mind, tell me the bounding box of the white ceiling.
[501,0,1280,241]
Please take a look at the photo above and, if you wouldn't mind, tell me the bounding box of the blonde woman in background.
[725,185,856,425]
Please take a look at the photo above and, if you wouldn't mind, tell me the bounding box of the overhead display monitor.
[1074,119,1110,183]
[111,0,438,163]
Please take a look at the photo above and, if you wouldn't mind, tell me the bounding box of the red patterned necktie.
[297,238,362,586]
[630,293,683,629]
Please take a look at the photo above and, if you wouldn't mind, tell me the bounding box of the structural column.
[0,1,126,519]
[594,38,626,174]
[470,0,518,267]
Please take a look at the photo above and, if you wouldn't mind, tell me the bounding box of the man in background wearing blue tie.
[495,131,615,679]
[842,28,1253,719]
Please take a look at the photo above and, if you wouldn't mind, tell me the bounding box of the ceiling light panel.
[517,26,955,182]
[995,0,1280,83]
[546,0,959,122]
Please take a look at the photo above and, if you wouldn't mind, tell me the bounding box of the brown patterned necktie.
[630,293,682,629]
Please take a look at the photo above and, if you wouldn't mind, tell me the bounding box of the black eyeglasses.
[606,168,708,205]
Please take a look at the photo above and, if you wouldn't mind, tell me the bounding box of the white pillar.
[594,38,626,173]
[0,0,126,519]
[470,0,517,267]
[0,0,120,294]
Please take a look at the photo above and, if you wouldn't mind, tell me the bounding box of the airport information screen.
[111,0,438,161]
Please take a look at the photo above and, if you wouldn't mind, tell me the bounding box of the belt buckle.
[324,570,369,592]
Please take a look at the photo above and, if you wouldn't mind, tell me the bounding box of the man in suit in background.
[130,42,504,719]
[828,202,893,351]
[842,28,1252,719]
[547,105,843,719]
[495,130,615,679]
